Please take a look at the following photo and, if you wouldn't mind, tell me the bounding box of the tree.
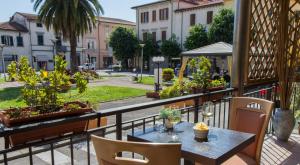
[184,24,209,50]
[32,0,103,72]
[161,35,182,59]
[141,33,159,61]
[208,8,234,44]
[109,27,138,69]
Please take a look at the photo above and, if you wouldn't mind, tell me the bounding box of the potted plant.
[162,68,175,82]
[188,57,211,93]
[187,57,226,103]
[159,108,181,130]
[160,80,194,108]
[272,3,298,141]
[0,56,106,146]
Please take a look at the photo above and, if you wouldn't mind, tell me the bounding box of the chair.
[222,97,274,165]
[91,135,181,165]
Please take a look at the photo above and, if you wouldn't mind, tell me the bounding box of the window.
[36,22,43,27]
[190,14,196,26]
[152,32,156,43]
[161,31,166,41]
[37,34,44,46]
[152,10,156,22]
[141,12,149,23]
[143,32,148,41]
[207,11,213,24]
[159,8,169,20]
[16,36,23,47]
[1,35,14,46]
[105,42,109,50]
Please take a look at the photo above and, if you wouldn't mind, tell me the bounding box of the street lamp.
[139,44,145,81]
[51,38,58,69]
[0,44,6,81]
[152,56,165,92]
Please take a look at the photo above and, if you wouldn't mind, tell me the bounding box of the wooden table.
[127,122,255,165]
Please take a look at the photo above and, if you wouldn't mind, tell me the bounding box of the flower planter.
[146,91,160,99]
[0,101,107,147]
[164,87,225,109]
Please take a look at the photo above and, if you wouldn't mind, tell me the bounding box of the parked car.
[108,63,122,71]
[78,63,95,71]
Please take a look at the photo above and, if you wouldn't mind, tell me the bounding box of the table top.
[127,122,255,165]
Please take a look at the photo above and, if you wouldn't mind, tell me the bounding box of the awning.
[181,42,232,57]
[36,55,51,61]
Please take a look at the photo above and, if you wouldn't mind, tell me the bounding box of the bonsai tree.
[184,24,209,50]
[208,8,234,44]
[109,27,139,69]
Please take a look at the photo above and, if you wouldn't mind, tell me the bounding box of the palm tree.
[32,0,104,71]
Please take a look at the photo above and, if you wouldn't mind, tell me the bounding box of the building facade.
[83,17,135,69]
[0,21,30,72]
[0,12,84,71]
[132,0,234,50]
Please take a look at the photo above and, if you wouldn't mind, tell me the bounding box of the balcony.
[0,86,298,165]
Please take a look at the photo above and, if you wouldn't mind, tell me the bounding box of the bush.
[162,68,175,81]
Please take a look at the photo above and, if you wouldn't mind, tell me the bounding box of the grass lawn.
[0,86,148,109]
[138,76,155,85]
[0,77,6,84]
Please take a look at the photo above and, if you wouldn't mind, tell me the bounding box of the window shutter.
[207,11,213,24]
[190,14,196,26]
[1,36,4,44]
[166,8,169,20]
[9,36,14,46]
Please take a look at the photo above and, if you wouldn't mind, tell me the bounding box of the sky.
[0,0,156,23]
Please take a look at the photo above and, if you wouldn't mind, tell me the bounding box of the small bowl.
[193,127,209,139]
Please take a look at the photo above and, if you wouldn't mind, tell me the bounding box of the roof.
[131,0,169,9]
[99,17,136,26]
[0,22,28,32]
[181,42,232,57]
[16,12,38,20]
[175,0,224,12]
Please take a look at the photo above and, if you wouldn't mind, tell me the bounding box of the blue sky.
[0,0,155,22]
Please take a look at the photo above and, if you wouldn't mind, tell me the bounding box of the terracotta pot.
[0,101,92,127]
[0,102,109,147]
[164,100,194,109]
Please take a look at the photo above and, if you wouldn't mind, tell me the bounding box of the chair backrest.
[229,97,274,164]
[91,135,181,165]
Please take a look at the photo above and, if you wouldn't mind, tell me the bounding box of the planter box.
[164,87,225,109]
[146,91,160,99]
[0,102,92,127]
[0,102,108,147]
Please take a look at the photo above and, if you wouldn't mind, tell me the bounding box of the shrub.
[162,68,175,81]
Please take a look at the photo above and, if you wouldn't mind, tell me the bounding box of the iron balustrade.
[0,86,279,165]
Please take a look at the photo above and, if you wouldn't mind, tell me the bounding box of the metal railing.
[0,86,278,165]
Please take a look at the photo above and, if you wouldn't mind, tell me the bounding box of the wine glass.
[170,109,182,142]
[202,101,214,126]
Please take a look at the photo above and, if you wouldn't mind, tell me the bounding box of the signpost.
[152,56,165,92]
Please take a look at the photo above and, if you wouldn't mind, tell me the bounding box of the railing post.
[116,113,122,140]
[194,98,199,123]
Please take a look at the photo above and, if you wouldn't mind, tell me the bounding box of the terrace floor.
[2,133,299,165]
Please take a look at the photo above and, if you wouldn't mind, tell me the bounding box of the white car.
[78,63,95,71]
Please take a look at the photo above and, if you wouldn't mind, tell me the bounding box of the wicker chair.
[91,135,181,165]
